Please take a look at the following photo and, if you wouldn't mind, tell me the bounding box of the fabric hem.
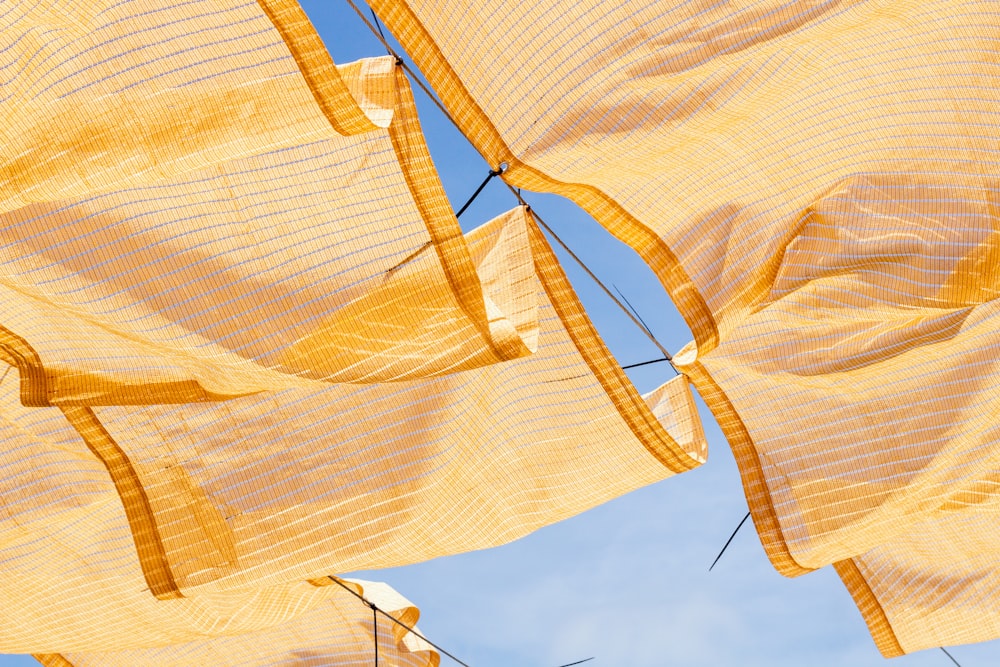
[682,359,810,576]
[255,0,379,136]
[59,406,183,600]
[386,70,529,362]
[833,559,905,658]
[261,0,529,363]
[0,325,49,407]
[527,212,701,473]
[369,0,719,353]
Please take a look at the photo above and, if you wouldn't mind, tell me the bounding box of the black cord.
[621,357,671,370]
[369,7,389,48]
[326,576,472,666]
[613,284,655,339]
[372,603,379,666]
[709,511,751,571]
[456,167,504,218]
[940,647,963,666]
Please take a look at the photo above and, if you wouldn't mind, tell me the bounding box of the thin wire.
[940,647,963,666]
[556,659,595,667]
[343,0,397,59]
[326,576,472,666]
[709,511,751,571]
[373,604,379,666]
[456,168,502,218]
[507,185,675,366]
[613,284,655,339]
[369,7,389,46]
[621,357,671,370]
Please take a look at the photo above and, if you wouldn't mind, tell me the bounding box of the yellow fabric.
[0,0,713,659]
[0,367,433,664]
[43,580,438,666]
[72,208,703,597]
[373,0,1000,654]
[0,2,539,405]
[837,507,1000,657]
[1,0,364,210]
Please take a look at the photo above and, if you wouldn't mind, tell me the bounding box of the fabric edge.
[313,576,441,667]
[368,0,511,163]
[508,161,719,352]
[261,0,530,363]
[32,655,72,667]
[833,559,906,658]
[387,70,531,362]
[369,0,719,353]
[0,325,49,407]
[526,211,700,474]
[255,0,379,136]
[59,406,183,600]
[682,358,811,576]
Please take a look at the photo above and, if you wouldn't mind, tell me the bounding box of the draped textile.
[836,508,1000,656]
[38,580,438,666]
[1,0,539,405]
[371,0,1000,654]
[0,366,435,664]
[73,207,705,598]
[0,0,714,659]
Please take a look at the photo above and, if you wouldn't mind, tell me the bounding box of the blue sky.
[2,2,997,665]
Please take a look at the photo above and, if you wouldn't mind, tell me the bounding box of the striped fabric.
[371,0,1000,654]
[1,1,539,404]
[39,580,437,666]
[1,0,712,660]
[837,508,1000,656]
[0,367,433,663]
[0,206,703,655]
[78,208,705,598]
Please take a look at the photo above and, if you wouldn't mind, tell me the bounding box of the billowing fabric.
[0,0,538,405]
[371,0,1000,654]
[71,207,705,598]
[836,508,1000,657]
[39,580,437,666]
[0,0,713,660]
[0,366,435,665]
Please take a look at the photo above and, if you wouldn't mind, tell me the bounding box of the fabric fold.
[369,0,1000,652]
[1,0,542,400]
[69,207,704,598]
[836,504,1000,657]
[0,366,434,665]
[36,578,438,666]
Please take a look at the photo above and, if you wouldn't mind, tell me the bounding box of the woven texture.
[77,208,704,597]
[40,580,438,666]
[0,367,434,663]
[837,507,1000,656]
[373,0,1000,654]
[0,0,712,659]
[1,1,540,406]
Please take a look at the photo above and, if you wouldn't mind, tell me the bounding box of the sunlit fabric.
[0,367,434,665]
[69,207,704,598]
[836,507,1000,657]
[371,0,1000,654]
[0,0,714,659]
[0,1,539,403]
[37,580,437,666]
